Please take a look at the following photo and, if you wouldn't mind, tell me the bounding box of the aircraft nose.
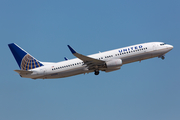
[169,45,173,50]
[167,44,173,50]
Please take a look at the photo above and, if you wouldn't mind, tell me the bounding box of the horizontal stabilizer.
[14,70,33,75]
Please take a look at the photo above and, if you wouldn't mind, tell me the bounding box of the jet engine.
[105,59,122,68]
[105,59,122,72]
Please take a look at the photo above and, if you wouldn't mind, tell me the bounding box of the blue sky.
[1,0,180,120]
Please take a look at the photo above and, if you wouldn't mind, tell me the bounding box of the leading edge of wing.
[67,45,104,64]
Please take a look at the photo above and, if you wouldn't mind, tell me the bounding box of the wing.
[67,45,105,70]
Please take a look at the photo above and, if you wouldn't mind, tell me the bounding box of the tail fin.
[8,43,43,70]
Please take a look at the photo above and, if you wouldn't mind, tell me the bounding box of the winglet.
[67,45,77,54]
[64,57,68,60]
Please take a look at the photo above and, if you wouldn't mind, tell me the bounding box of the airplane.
[8,42,173,79]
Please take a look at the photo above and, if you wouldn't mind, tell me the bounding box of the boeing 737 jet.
[8,42,173,79]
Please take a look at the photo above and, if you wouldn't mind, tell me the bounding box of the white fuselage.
[22,42,173,79]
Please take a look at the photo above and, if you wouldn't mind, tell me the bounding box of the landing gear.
[159,55,165,60]
[161,56,165,60]
[94,70,99,75]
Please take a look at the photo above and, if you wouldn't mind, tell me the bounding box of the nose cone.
[169,45,173,50]
[167,44,173,50]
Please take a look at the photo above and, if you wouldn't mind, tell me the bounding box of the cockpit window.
[160,43,166,46]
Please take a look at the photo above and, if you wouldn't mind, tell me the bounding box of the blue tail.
[8,43,43,70]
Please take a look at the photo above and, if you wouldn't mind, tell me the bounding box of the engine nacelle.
[105,59,122,68]
[105,67,120,72]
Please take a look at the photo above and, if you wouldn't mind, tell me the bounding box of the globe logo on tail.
[21,54,43,70]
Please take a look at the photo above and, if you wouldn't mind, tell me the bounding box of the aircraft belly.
[151,48,169,57]
[122,51,154,64]
[45,67,86,79]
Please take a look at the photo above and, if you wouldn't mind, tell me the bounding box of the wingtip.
[67,45,76,54]
[64,57,68,60]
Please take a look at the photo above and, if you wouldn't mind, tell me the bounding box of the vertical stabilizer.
[8,43,43,70]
